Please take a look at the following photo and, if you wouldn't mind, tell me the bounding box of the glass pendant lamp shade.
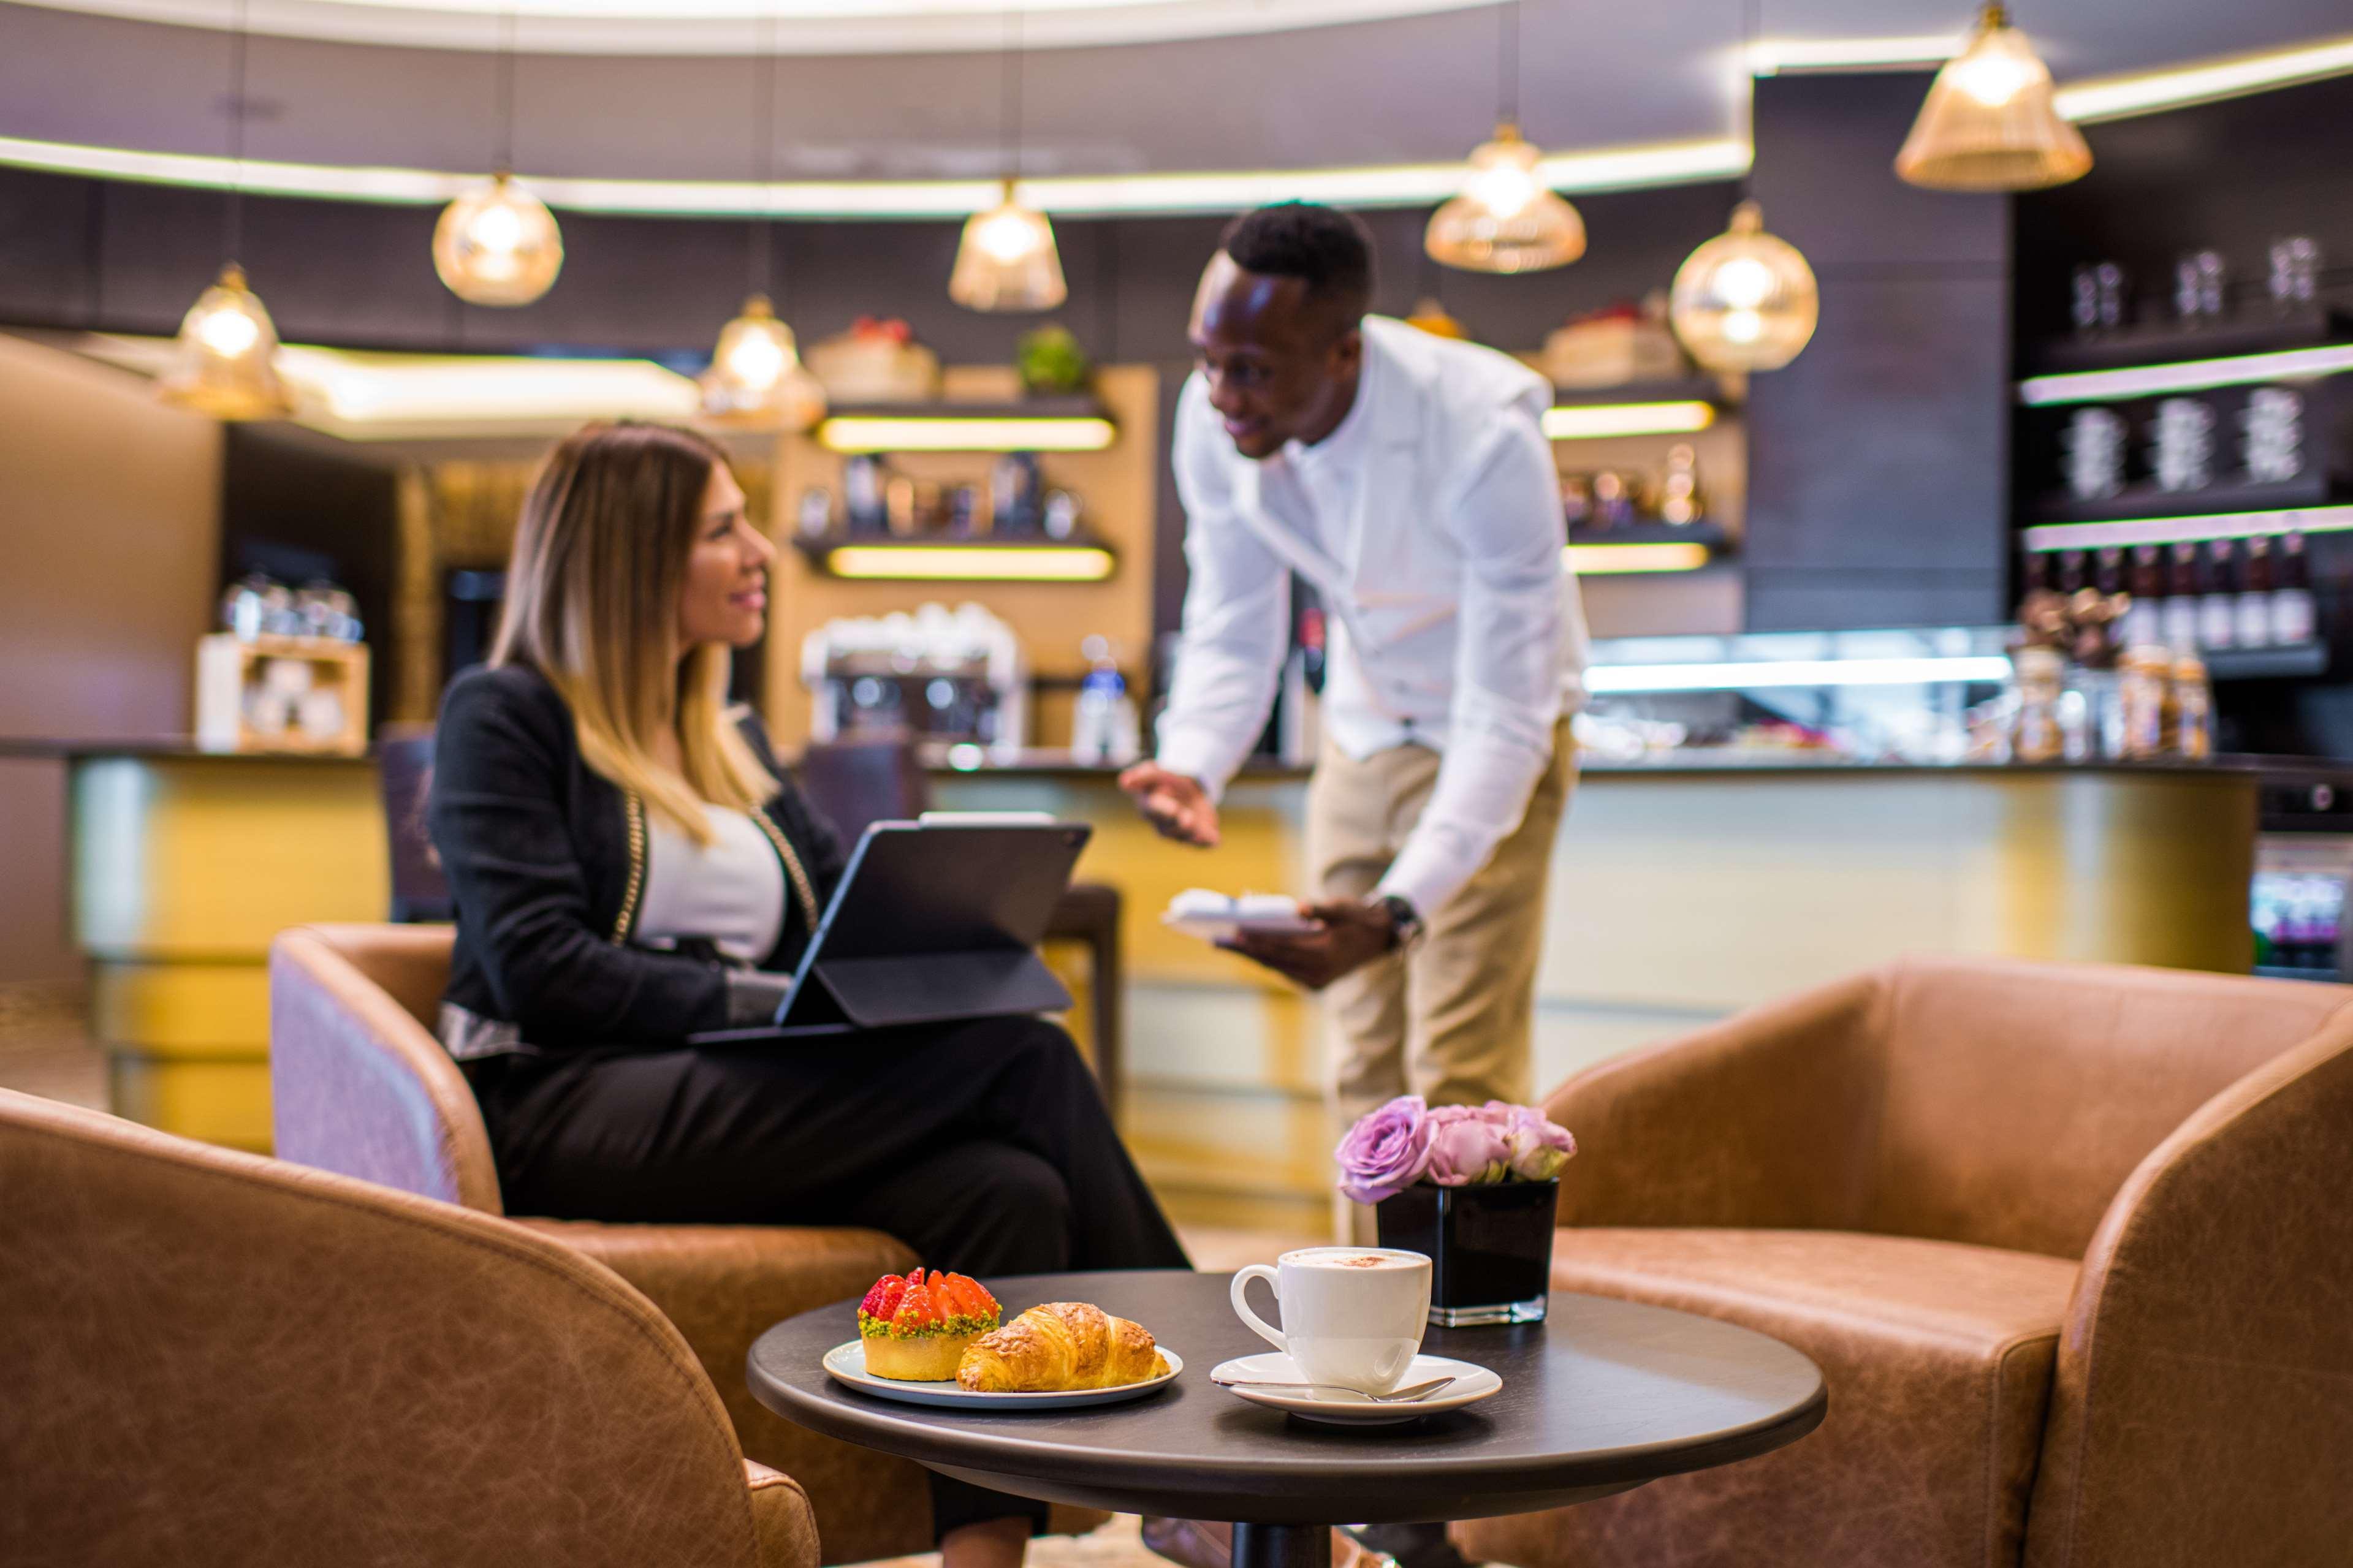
[700,294,826,430]
[1895,5,2090,191]
[433,173,564,306]
[1424,125,1585,275]
[949,183,1068,312]
[1670,200,1819,373]
[158,264,292,420]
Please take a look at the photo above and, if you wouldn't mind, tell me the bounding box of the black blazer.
[427,662,847,1052]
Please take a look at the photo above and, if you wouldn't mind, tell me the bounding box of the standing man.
[1122,202,1589,1240]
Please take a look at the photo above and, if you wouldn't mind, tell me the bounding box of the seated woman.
[428,420,1190,1568]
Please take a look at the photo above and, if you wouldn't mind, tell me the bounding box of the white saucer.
[1208,1352,1502,1426]
[1162,912,1321,942]
[822,1340,1183,1411]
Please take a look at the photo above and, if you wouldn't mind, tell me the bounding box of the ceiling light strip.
[817,415,1116,452]
[822,545,1116,581]
[1544,400,1716,440]
[1587,655,2013,694]
[2018,344,2353,405]
[1746,34,1963,75]
[2054,34,2353,123]
[2021,506,2353,553]
[0,132,1745,219]
[1564,542,1715,575]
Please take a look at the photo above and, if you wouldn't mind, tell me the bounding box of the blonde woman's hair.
[492,421,777,844]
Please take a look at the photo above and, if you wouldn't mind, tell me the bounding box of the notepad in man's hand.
[1161,889,1321,942]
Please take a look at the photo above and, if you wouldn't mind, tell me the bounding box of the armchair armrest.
[2023,1007,2353,1567]
[1548,972,1887,1230]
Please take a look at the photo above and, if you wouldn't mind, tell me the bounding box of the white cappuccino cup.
[1230,1246,1432,1394]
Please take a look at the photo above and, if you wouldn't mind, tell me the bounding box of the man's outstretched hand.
[1217,898,1396,991]
[1119,761,1222,847]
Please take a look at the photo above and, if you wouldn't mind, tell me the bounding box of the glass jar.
[2013,648,2064,763]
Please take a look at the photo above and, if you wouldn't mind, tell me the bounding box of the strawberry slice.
[945,1274,996,1322]
[892,1276,940,1333]
[859,1273,909,1322]
[962,1275,1000,1318]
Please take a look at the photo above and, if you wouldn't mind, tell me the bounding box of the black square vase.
[1375,1179,1558,1326]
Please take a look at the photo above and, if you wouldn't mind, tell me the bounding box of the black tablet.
[686,815,1092,1043]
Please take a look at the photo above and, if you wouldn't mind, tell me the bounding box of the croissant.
[955,1301,1170,1393]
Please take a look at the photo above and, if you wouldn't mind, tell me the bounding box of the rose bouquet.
[1343,1096,1576,1325]
[1336,1096,1575,1206]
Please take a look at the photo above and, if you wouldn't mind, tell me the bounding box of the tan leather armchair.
[267,923,938,1563]
[1,1086,819,1568]
[1456,955,2353,1568]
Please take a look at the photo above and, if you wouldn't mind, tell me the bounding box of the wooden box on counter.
[194,634,370,756]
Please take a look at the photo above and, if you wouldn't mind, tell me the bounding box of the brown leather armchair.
[1456,955,2353,1568]
[1,1086,819,1568]
[266,922,937,1563]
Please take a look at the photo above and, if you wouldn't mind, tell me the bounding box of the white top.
[1157,314,1591,917]
[635,803,786,964]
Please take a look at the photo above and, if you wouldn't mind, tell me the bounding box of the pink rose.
[1334,1096,1434,1205]
[1425,1104,1512,1186]
[1489,1101,1577,1181]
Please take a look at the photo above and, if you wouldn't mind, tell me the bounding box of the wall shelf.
[2202,643,2330,681]
[2028,473,2345,525]
[2021,503,2353,553]
[815,397,1115,453]
[2023,309,2353,377]
[1545,377,1739,442]
[791,533,1118,582]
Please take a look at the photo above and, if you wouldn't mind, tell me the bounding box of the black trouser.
[468,1012,1191,1543]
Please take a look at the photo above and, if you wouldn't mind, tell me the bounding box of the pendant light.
[1670,200,1818,371]
[1668,0,1817,373]
[1425,0,1584,275]
[434,12,563,306]
[949,7,1066,312]
[159,0,291,419]
[1895,5,2090,191]
[702,12,826,429]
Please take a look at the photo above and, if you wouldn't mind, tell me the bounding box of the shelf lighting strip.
[2017,344,2353,406]
[2021,506,2353,553]
[1543,401,1716,441]
[1564,542,1714,574]
[816,415,1117,453]
[1587,655,2014,694]
[821,545,1116,581]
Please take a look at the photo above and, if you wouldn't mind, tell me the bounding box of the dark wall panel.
[1741,72,2014,632]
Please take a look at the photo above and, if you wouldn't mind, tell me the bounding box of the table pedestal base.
[1231,1522,1331,1568]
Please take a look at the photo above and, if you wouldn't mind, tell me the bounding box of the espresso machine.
[802,602,1028,758]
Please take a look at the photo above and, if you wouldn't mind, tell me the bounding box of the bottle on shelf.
[2235,535,2275,649]
[2197,538,2238,651]
[2056,550,2088,596]
[2272,529,2317,647]
[2121,545,2166,648]
[2162,542,2202,651]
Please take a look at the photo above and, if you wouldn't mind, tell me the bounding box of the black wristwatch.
[1375,894,1426,954]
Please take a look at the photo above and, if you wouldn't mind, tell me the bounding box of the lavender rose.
[1425,1104,1513,1186]
[1490,1101,1578,1181]
[1335,1095,1434,1205]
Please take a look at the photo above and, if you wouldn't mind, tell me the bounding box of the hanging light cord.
[750,9,777,298]
[224,0,248,267]
[1001,5,1023,186]
[494,9,517,176]
[1498,0,1519,131]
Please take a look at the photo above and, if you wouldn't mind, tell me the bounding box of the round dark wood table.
[748,1270,1823,1568]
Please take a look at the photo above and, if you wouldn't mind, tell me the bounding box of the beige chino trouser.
[1308,721,1575,1241]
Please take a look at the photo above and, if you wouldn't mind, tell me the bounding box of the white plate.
[1209,1352,1502,1426]
[821,1339,1184,1411]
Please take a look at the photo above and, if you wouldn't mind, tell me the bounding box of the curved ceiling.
[0,1,2348,194]
[4,0,1512,55]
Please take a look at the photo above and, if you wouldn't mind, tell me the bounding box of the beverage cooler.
[2256,775,2353,982]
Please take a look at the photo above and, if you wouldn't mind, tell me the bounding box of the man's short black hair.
[1220,202,1375,325]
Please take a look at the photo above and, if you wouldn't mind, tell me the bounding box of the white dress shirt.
[635,803,786,963]
[1157,314,1591,918]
